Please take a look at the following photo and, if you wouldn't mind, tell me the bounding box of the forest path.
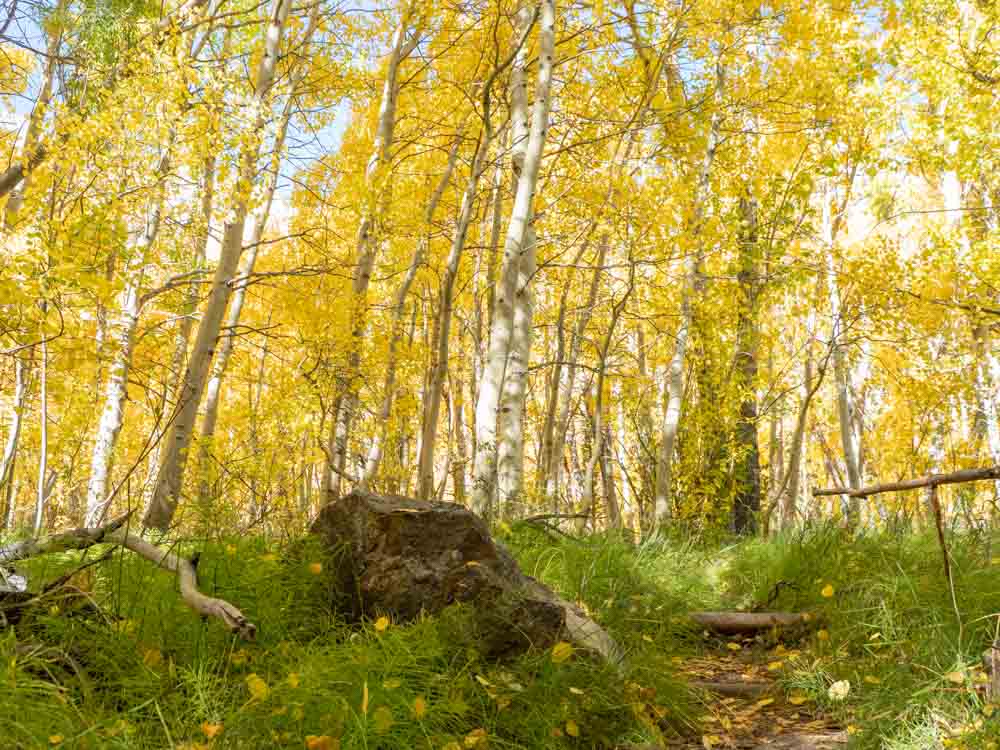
[668,642,848,750]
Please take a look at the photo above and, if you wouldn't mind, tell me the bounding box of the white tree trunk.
[33,336,48,533]
[325,14,419,498]
[3,9,61,229]
[653,61,725,528]
[496,227,537,512]
[361,136,460,488]
[546,235,606,502]
[471,0,556,519]
[0,355,29,528]
[84,162,168,526]
[144,0,293,530]
[822,186,862,523]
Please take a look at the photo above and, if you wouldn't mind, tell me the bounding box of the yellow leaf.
[726,642,742,651]
[306,736,339,750]
[246,673,269,701]
[569,687,584,695]
[864,675,882,685]
[565,720,579,737]
[755,698,774,708]
[361,680,369,715]
[414,695,428,718]
[821,584,835,598]
[817,629,830,641]
[551,641,574,663]
[788,694,808,705]
[49,737,63,746]
[945,671,965,684]
[309,562,323,575]
[143,648,163,668]
[464,728,487,747]
[767,661,783,671]
[287,672,300,688]
[374,616,389,632]
[201,722,223,739]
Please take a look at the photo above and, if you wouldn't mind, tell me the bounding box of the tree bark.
[325,13,420,499]
[3,8,61,229]
[471,0,556,519]
[144,0,293,530]
[84,147,171,526]
[653,60,725,530]
[363,135,460,489]
[0,355,29,529]
[731,194,761,535]
[33,334,48,534]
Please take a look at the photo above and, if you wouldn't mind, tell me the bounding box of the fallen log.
[0,513,256,640]
[310,490,623,665]
[690,679,772,698]
[690,611,814,635]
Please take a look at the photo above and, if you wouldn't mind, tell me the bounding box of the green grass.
[0,529,699,749]
[4,521,1000,749]
[722,522,1000,749]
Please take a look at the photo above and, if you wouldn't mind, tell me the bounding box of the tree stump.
[310,491,622,664]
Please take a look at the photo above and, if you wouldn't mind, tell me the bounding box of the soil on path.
[667,645,848,750]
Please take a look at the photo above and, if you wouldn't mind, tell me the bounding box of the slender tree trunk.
[823,189,861,521]
[325,13,419,498]
[653,60,725,530]
[546,235,606,504]
[33,336,48,533]
[144,0,293,530]
[84,155,169,526]
[0,356,29,529]
[732,194,761,535]
[537,240,589,497]
[471,0,556,519]
[973,322,1000,502]
[495,226,537,513]
[362,138,460,489]
[197,69,311,494]
[416,132,489,497]
[3,9,61,229]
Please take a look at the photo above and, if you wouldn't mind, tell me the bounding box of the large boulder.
[310,490,621,664]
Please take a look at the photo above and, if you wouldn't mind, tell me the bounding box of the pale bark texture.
[545,236,606,505]
[84,151,171,526]
[822,187,862,522]
[3,11,61,229]
[496,227,537,511]
[33,336,48,533]
[654,60,725,529]
[363,137,459,489]
[144,0,293,530]
[0,355,29,529]
[471,0,556,519]
[326,14,420,499]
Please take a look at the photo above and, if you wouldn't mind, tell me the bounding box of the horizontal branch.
[813,466,1000,499]
[0,514,256,639]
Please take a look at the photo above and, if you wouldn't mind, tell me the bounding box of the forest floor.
[3,522,1000,748]
[669,646,848,749]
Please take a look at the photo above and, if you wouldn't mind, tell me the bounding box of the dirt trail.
[668,648,848,750]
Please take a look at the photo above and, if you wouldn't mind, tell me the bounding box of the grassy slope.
[1,523,999,749]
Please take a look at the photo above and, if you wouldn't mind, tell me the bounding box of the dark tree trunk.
[732,194,761,535]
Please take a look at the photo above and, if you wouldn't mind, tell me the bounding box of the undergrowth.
[0,528,703,749]
[4,521,1000,749]
[724,522,1000,750]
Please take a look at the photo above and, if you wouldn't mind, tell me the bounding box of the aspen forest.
[1,0,999,747]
